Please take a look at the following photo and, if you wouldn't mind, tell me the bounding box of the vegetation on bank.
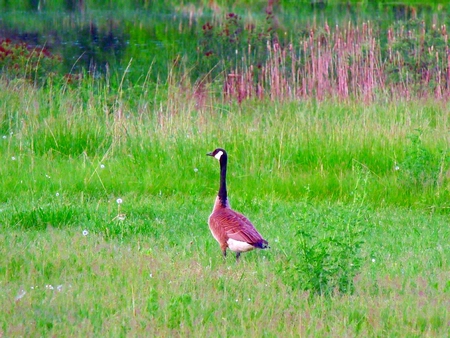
[2,7,450,100]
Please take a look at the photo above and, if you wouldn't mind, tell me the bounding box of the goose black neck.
[218,154,228,207]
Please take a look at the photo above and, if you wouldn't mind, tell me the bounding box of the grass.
[1,79,449,207]
[1,199,449,336]
[0,75,450,336]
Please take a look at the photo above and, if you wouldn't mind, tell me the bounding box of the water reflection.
[0,1,448,83]
[1,0,85,12]
[64,20,128,76]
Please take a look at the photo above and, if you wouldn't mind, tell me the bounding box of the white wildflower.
[15,288,26,301]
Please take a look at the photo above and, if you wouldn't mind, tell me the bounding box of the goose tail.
[255,239,270,249]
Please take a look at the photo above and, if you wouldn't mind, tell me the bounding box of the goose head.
[207,148,227,161]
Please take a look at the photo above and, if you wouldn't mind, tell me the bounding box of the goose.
[207,148,269,261]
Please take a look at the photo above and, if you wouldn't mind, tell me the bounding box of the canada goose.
[207,148,269,261]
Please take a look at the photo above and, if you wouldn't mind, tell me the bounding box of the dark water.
[0,2,448,83]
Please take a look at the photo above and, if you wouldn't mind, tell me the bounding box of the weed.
[279,202,367,296]
[400,130,449,189]
[278,164,369,296]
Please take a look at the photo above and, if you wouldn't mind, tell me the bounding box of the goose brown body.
[207,148,269,260]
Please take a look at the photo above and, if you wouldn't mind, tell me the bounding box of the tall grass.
[1,76,449,208]
[221,20,450,102]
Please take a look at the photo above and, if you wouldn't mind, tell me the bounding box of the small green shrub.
[399,130,449,188]
[279,203,367,296]
[278,164,369,296]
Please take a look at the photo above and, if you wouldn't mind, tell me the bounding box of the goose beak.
[206,151,214,156]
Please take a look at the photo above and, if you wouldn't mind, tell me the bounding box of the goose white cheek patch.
[214,151,223,160]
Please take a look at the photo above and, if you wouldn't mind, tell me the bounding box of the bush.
[399,130,449,189]
[278,203,367,296]
[0,38,61,84]
[385,19,449,97]
[277,164,370,296]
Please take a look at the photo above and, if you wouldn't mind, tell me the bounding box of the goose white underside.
[227,238,255,253]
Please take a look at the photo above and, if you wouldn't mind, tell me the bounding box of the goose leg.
[220,243,228,259]
[235,252,241,262]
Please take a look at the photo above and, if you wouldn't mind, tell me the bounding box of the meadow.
[0,75,449,336]
[1,3,450,336]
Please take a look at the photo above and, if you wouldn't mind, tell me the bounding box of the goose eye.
[214,150,223,160]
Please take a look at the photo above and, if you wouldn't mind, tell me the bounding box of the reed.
[220,20,450,102]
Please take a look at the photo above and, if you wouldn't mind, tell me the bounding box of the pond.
[1,1,449,93]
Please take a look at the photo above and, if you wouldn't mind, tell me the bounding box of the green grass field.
[1,78,450,336]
